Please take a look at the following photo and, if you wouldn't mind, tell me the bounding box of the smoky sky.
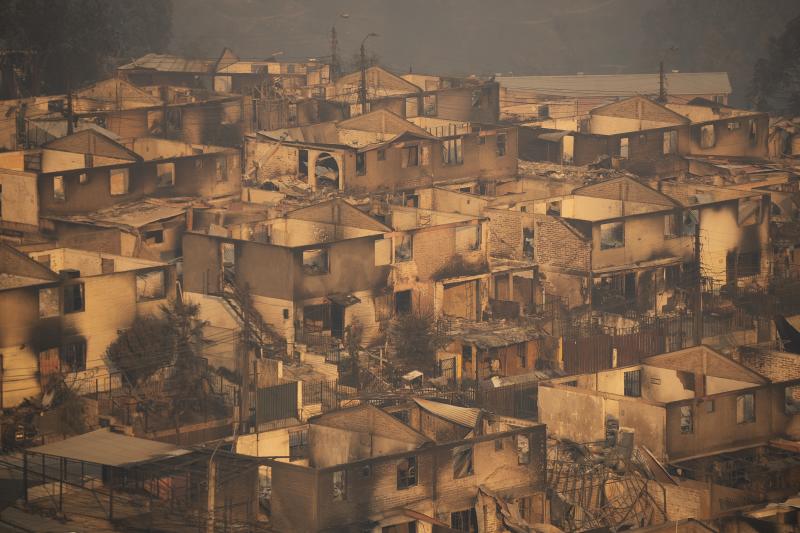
[170,0,800,103]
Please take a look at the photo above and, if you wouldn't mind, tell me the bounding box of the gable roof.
[497,72,732,98]
[334,66,421,103]
[310,403,431,446]
[0,242,59,290]
[572,175,679,208]
[286,198,392,232]
[74,78,162,111]
[43,129,142,162]
[643,345,768,385]
[338,108,434,137]
[215,47,240,73]
[589,95,691,125]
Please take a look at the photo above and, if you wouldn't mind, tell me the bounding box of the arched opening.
[315,152,340,189]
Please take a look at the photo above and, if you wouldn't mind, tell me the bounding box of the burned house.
[519,96,769,176]
[245,108,516,193]
[239,401,546,532]
[118,49,330,96]
[0,242,175,408]
[538,345,800,481]
[182,198,392,349]
[0,130,240,256]
[437,320,553,383]
[378,204,491,322]
[529,176,770,312]
[328,66,500,124]
[16,78,250,147]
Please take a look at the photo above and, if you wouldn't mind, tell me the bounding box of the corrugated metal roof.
[119,53,215,74]
[413,398,481,428]
[498,72,732,97]
[28,428,191,466]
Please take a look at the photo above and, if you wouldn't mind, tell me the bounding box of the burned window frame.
[736,392,756,424]
[332,469,346,501]
[377,148,386,161]
[38,286,60,318]
[356,151,367,176]
[784,385,800,415]
[680,405,694,434]
[60,339,87,373]
[599,221,625,250]
[402,145,419,168]
[302,248,329,275]
[664,212,680,239]
[53,175,66,202]
[516,434,530,465]
[109,168,130,196]
[699,123,716,149]
[396,455,418,490]
[452,445,474,479]
[63,282,85,314]
[215,156,229,182]
[156,162,175,188]
[136,269,167,302]
[391,409,411,424]
[423,94,438,116]
[441,137,463,166]
[663,130,677,155]
[496,132,508,157]
[619,137,629,159]
[394,233,413,263]
[451,508,478,531]
[623,369,641,397]
[737,197,762,227]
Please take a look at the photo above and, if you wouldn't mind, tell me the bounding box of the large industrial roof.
[497,72,732,97]
[119,53,215,74]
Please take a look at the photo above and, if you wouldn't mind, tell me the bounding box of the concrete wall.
[591,212,693,271]
[0,168,38,228]
[538,384,667,459]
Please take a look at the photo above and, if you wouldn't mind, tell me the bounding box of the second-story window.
[38,287,60,318]
[402,145,419,168]
[664,213,679,239]
[736,393,755,424]
[302,248,329,275]
[53,176,65,201]
[136,270,166,301]
[442,138,463,165]
[496,132,507,157]
[216,157,228,182]
[63,283,85,313]
[377,148,386,161]
[599,222,624,250]
[356,152,366,176]
[397,456,417,489]
[332,470,346,501]
[394,234,413,262]
[110,168,130,196]
[289,429,308,461]
[156,162,175,188]
[680,405,693,434]
[452,445,474,479]
[60,340,86,372]
[624,369,642,397]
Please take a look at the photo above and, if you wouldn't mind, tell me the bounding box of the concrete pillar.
[307,151,318,190]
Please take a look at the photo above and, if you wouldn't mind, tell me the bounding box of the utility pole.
[66,79,74,135]
[359,33,378,115]
[330,26,339,82]
[692,217,703,346]
[657,60,667,103]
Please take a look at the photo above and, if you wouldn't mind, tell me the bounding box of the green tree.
[105,299,204,390]
[388,312,449,375]
[0,0,173,96]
